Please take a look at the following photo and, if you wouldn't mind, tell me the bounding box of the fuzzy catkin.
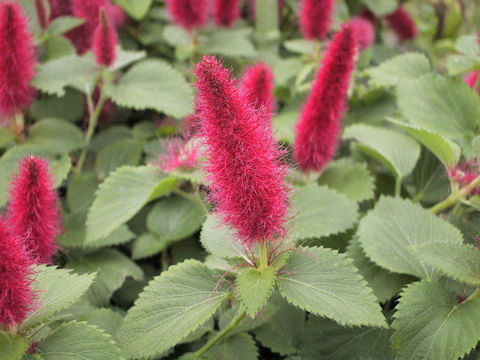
[384,6,418,41]
[213,0,240,27]
[166,0,208,31]
[93,8,117,67]
[299,0,335,40]
[240,62,275,120]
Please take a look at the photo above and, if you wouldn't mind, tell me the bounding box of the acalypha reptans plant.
[1,0,480,359]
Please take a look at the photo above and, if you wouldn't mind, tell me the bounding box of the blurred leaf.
[110,48,147,71]
[47,16,84,34]
[200,214,247,259]
[363,0,397,16]
[31,89,84,122]
[131,232,168,260]
[26,119,85,153]
[67,172,98,213]
[283,39,314,54]
[113,0,152,20]
[95,139,144,180]
[203,29,257,58]
[0,332,28,360]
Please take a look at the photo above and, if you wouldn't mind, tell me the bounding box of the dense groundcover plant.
[2,0,480,359]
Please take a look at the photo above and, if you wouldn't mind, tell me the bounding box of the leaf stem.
[259,241,268,270]
[429,175,480,214]
[467,288,480,302]
[394,176,402,197]
[194,309,247,357]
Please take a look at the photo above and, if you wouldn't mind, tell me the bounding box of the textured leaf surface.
[367,53,431,86]
[131,233,168,260]
[200,214,247,259]
[202,29,257,58]
[25,119,85,154]
[95,139,144,180]
[237,267,275,317]
[392,281,480,360]
[118,260,229,359]
[205,333,258,360]
[357,197,463,279]
[0,331,28,360]
[277,247,386,327]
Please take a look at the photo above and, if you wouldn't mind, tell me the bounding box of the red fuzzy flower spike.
[93,8,117,67]
[35,0,50,29]
[449,161,480,196]
[7,156,61,265]
[240,62,275,120]
[213,0,240,27]
[0,2,37,118]
[348,16,375,51]
[158,138,199,172]
[384,6,418,41]
[294,24,357,172]
[464,71,480,95]
[48,0,73,20]
[194,56,289,246]
[299,0,335,40]
[166,0,208,31]
[0,217,34,330]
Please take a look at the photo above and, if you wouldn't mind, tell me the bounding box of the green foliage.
[94,139,144,180]
[202,29,257,58]
[25,119,85,154]
[113,0,152,20]
[0,332,28,360]
[236,267,276,317]
[200,214,246,259]
[205,333,258,360]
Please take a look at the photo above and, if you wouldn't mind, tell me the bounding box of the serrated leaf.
[277,246,386,328]
[95,139,144,180]
[104,59,193,118]
[289,184,358,242]
[66,249,143,306]
[86,166,177,243]
[117,260,229,359]
[397,74,480,140]
[392,281,480,360]
[200,214,247,259]
[37,321,124,360]
[131,233,168,260]
[0,331,28,360]
[357,197,464,280]
[367,53,431,87]
[112,0,151,20]
[344,124,421,179]
[43,35,76,61]
[413,243,480,286]
[237,267,275,317]
[205,333,258,360]
[22,266,95,331]
[32,54,98,96]
[203,29,257,58]
[317,159,375,201]
[30,89,84,123]
[110,48,147,71]
[62,306,123,336]
[25,119,85,154]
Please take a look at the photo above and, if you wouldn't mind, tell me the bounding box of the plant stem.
[467,288,480,302]
[11,112,25,144]
[429,175,480,214]
[173,188,209,215]
[255,0,280,51]
[194,310,247,357]
[259,241,268,270]
[394,176,402,197]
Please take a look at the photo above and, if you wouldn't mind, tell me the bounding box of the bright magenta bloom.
[35,0,49,29]
[48,0,72,19]
[194,56,289,246]
[93,8,117,67]
[348,16,375,51]
[299,0,335,40]
[241,62,275,121]
[7,156,61,265]
[0,217,34,330]
[294,24,357,172]
[384,6,418,41]
[0,2,37,117]
[465,71,480,95]
[166,0,208,31]
[158,138,199,172]
[213,0,240,27]
[449,161,480,196]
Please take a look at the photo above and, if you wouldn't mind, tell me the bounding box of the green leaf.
[392,281,480,360]
[110,48,147,72]
[32,54,98,96]
[25,119,85,153]
[47,16,84,35]
[202,29,257,58]
[283,39,314,55]
[86,166,177,243]
[147,195,206,242]
[347,238,412,303]
[66,249,143,306]
[0,332,28,360]
[289,184,359,242]
[413,243,480,286]
[95,139,144,180]
[388,119,461,168]
[277,246,386,328]
[363,0,397,16]
[37,321,124,360]
[454,35,480,62]
[344,124,421,179]
[357,197,464,279]
[0,125,14,148]
[163,25,190,47]
[237,267,275,317]
[317,159,375,202]
[117,260,229,359]
[90,126,132,154]
[367,53,431,87]
[31,89,84,122]
[200,214,246,259]
[397,74,480,140]
[131,233,168,260]
[67,172,98,213]
[22,266,96,331]
[273,109,298,143]
[204,333,258,360]
[43,35,76,61]
[105,59,193,119]
[112,0,152,20]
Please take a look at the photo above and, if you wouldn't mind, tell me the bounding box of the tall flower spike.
[294,24,357,172]
[165,0,208,31]
[240,62,275,120]
[7,156,61,264]
[348,16,375,51]
[299,0,335,40]
[48,0,73,20]
[194,56,289,246]
[465,71,480,95]
[213,0,240,27]
[93,8,117,67]
[35,0,50,29]
[0,217,34,330]
[0,2,37,118]
[384,6,418,41]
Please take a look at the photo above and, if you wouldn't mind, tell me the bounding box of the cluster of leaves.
[2,0,480,360]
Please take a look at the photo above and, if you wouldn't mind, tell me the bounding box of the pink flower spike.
[109,4,127,29]
[294,24,357,172]
[213,0,241,27]
[158,138,200,172]
[0,2,37,118]
[35,0,50,29]
[7,156,62,265]
[299,0,335,40]
[464,71,480,95]
[93,8,117,67]
[166,0,208,31]
[384,6,418,41]
[0,217,34,330]
[348,16,375,51]
[449,161,480,196]
[240,62,275,121]
[194,56,289,246]
[48,0,73,20]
